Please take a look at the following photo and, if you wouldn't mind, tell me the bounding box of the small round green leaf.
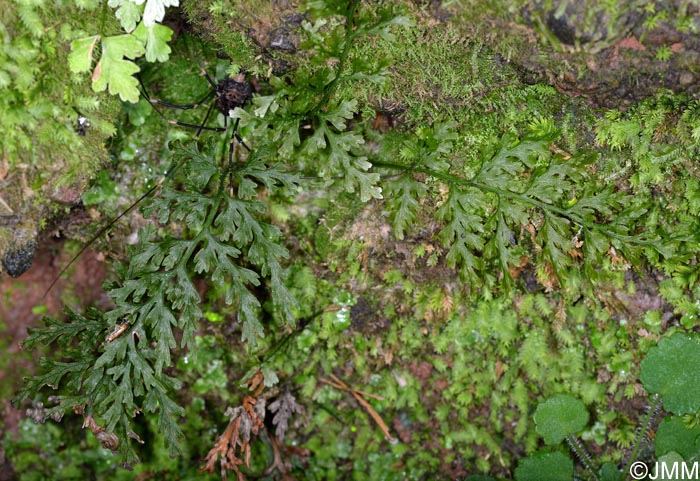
[534,394,589,445]
[658,451,685,468]
[640,334,700,415]
[514,450,573,481]
[599,462,622,481]
[655,416,700,459]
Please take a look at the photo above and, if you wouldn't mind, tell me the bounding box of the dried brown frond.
[200,370,267,481]
[201,416,246,481]
[246,369,265,398]
[269,391,304,441]
[74,406,119,451]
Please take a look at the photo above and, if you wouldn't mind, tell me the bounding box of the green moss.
[0,0,120,268]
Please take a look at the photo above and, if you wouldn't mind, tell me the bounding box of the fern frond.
[376,129,657,288]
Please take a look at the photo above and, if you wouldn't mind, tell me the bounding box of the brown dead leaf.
[440,291,453,316]
[549,144,572,160]
[608,246,630,269]
[540,262,559,292]
[0,155,8,180]
[92,59,103,83]
[105,323,128,343]
[508,256,530,280]
[78,410,119,451]
[201,370,267,481]
[495,360,504,379]
[246,369,265,397]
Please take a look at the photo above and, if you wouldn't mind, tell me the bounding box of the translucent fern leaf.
[149,297,178,373]
[340,156,383,201]
[569,188,618,220]
[476,137,549,190]
[278,120,302,159]
[237,284,265,345]
[539,215,572,273]
[19,359,92,395]
[21,309,107,350]
[484,210,518,287]
[214,196,296,325]
[325,129,383,201]
[523,163,574,204]
[324,99,357,130]
[143,385,185,456]
[235,157,301,199]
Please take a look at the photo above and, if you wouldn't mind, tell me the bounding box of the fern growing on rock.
[18,0,409,467]
[15,1,699,478]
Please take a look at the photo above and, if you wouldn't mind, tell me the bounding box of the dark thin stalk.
[44,158,183,297]
[260,309,325,364]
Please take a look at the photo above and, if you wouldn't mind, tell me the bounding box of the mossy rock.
[0,1,120,276]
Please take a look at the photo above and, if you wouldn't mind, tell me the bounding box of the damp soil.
[0,239,109,428]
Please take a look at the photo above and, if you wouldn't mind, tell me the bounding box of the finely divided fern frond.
[375,123,659,287]
[19,140,300,464]
[385,175,428,240]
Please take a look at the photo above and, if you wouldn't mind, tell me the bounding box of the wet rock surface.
[459,1,700,109]
[1,239,36,278]
[268,14,305,53]
[534,0,643,51]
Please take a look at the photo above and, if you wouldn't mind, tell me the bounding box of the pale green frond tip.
[141,0,179,27]
[133,23,173,63]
